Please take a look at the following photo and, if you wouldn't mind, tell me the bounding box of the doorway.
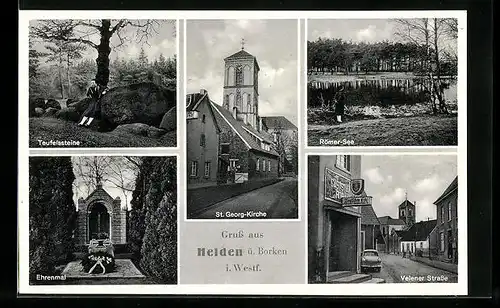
[88,203,110,241]
[327,211,358,273]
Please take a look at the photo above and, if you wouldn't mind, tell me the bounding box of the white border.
[18,10,467,296]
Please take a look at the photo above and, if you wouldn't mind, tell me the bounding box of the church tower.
[222,39,260,129]
[398,192,416,229]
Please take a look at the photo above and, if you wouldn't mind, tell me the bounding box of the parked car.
[361,249,382,272]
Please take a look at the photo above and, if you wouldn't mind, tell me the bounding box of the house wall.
[430,189,458,264]
[401,240,429,253]
[187,99,220,187]
[361,224,376,250]
[248,151,279,179]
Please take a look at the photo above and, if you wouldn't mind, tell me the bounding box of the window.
[221,143,230,155]
[235,66,243,85]
[448,202,452,221]
[441,206,446,223]
[409,209,412,216]
[401,209,405,217]
[229,159,238,169]
[335,155,351,172]
[202,114,206,123]
[268,160,271,172]
[204,162,211,177]
[440,231,445,252]
[420,242,423,249]
[190,161,198,177]
[227,67,235,86]
[200,134,206,147]
[262,159,266,171]
[256,158,260,171]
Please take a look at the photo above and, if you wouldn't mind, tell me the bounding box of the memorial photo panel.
[306,18,459,147]
[308,154,459,284]
[28,19,178,148]
[185,19,299,220]
[28,155,177,285]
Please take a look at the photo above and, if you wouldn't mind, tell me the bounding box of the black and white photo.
[28,19,177,148]
[307,19,458,146]
[185,19,299,219]
[308,154,458,283]
[29,155,177,285]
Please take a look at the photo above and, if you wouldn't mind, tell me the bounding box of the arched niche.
[228,93,235,110]
[87,201,111,241]
[243,65,252,85]
[227,66,235,86]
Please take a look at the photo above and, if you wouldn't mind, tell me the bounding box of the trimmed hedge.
[128,157,177,284]
[29,157,76,279]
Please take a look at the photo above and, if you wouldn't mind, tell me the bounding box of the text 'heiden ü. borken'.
[197,247,288,272]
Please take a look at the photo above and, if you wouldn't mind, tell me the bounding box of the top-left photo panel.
[28,19,178,148]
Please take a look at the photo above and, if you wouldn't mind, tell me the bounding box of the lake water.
[308,77,457,108]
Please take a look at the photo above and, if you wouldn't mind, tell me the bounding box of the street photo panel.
[28,19,177,148]
[307,18,459,146]
[28,155,177,285]
[185,19,299,219]
[308,154,458,284]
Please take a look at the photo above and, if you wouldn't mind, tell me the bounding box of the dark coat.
[334,91,345,115]
[82,85,108,119]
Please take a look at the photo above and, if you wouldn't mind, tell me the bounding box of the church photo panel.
[27,155,178,285]
[185,19,299,220]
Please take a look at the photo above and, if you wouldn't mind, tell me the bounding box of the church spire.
[241,38,245,50]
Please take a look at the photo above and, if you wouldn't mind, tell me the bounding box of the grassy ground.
[30,117,176,148]
[308,114,457,146]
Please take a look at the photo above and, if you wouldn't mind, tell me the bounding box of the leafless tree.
[31,19,175,87]
[72,156,142,208]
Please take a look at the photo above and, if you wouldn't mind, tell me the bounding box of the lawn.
[29,117,176,148]
[308,114,458,146]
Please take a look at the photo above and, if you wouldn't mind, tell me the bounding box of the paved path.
[371,253,458,283]
[195,178,298,219]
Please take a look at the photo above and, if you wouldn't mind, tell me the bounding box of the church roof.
[210,101,278,156]
[378,216,406,226]
[398,199,415,208]
[361,205,380,226]
[224,49,260,71]
[434,176,458,204]
[85,184,115,204]
[399,220,437,241]
[261,116,297,131]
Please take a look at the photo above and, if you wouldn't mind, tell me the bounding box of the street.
[194,178,298,219]
[369,253,458,283]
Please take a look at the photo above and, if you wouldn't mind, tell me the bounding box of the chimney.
[232,107,237,119]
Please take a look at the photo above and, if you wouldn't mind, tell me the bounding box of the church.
[187,45,295,188]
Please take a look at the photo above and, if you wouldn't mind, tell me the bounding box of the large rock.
[100,82,175,128]
[42,107,59,117]
[113,123,167,139]
[159,107,176,132]
[34,107,45,116]
[29,98,46,117]
[68,98,93,114]
[55,107,81,122]
[45,99,62,110]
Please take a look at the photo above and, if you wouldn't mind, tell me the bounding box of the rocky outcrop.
[112,123,167,139]
[55,107,81,123]
[159,107,176,132]
[100,82,175,129]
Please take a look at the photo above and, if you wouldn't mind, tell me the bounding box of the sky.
[71,156,138,211]
[307,19,457,54]
[186,19,298,126]
[361,155,457,222]
[30,19,176,65]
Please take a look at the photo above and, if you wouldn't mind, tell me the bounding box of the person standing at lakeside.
[334,85,346,123]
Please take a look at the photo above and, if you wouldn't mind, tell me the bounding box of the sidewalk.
[409,256,458,274]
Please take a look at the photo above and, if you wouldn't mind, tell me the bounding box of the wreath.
[81,251,116,274]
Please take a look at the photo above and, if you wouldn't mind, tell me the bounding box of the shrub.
[136,157,177,284]
[29,157,76,280]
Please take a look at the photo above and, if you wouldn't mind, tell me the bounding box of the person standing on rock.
[334,85,346,123]
[78,79,108,127]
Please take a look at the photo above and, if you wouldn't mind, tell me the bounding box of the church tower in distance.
[222,40,260,129]
[398,193,416,229]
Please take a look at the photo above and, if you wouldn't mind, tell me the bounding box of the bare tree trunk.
[58,53,64,99]
[95,19,112,87]
[66,54,72,98]
[433,18,448,114]
[423,18,438,114]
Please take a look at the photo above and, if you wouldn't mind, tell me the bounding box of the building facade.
[429,176,458,264]
[360,204,381,251]
[378,216,407,253]
[261,116,298,176]
[186,91,221,188]
[308,155,365,283]
[187,47,286,187]
[75,184,127,245]
[399,219,437,255]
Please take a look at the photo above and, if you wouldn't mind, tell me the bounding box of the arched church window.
[235,66,244,85]
[247,103,252,114]
[228,93,235,110]
[243,66,251,85]
[236,90,242,108]
[228,67,235,86]
[224,94,229,109]
[242,93,248,110]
